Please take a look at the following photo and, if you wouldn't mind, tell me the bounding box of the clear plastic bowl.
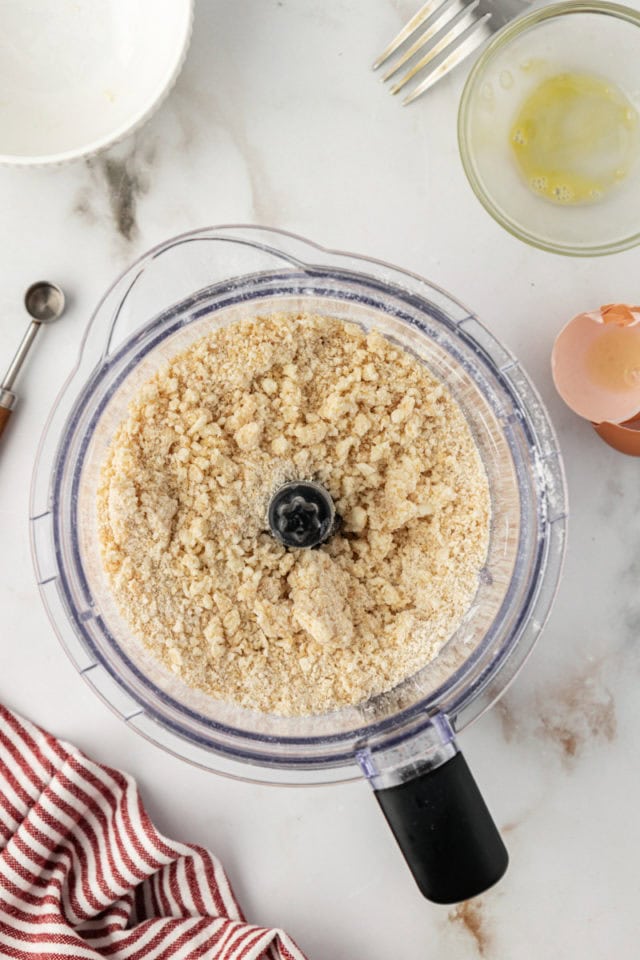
[31,226,567,786]
[458,2,640,256]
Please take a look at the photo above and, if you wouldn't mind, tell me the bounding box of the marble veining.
[1,1,639,957]
[449,901,491,956]
[496,658,617,765]
[98,153,151,243]
[73,139,158,245]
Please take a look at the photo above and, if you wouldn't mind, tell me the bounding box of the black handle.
[375,751,508,904]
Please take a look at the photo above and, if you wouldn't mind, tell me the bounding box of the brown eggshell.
[592,414,640,456]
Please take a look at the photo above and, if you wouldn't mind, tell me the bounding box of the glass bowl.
[458,2,640,256]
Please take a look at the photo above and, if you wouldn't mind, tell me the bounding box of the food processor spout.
[357,714,508,904]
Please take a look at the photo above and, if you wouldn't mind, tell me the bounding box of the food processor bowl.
[31,226,567,903]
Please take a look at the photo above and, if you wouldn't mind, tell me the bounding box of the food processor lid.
[30,225,567,785]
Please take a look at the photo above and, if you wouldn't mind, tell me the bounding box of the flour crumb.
[98,312,490,716]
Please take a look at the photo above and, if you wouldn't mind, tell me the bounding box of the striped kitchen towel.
[0,704,307,960]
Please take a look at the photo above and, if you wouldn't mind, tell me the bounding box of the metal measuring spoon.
[0,282,66,439]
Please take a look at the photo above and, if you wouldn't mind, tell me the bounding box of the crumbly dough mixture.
[98,313,490,716]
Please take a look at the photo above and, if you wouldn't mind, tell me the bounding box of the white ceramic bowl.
[0,0,193,166]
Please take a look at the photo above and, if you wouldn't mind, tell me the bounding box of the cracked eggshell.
[552,304,640,426]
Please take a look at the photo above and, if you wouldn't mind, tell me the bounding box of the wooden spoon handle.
[0,404,12,439]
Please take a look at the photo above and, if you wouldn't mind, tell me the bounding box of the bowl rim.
[457,0,640,257]
[0,0,194,167]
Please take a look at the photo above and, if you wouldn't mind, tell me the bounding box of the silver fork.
[374,0,531,104]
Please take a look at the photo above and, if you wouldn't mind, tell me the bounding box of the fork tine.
[390,1,481,94]
[372,0,443,70]
[402,14,492,104]
[382,0,465,82]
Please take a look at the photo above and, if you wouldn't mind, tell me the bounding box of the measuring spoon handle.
[0,389,16,439]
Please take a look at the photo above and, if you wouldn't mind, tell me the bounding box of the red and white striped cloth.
[0,704,308,960]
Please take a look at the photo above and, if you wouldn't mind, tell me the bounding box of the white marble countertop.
[2,1,639,956]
